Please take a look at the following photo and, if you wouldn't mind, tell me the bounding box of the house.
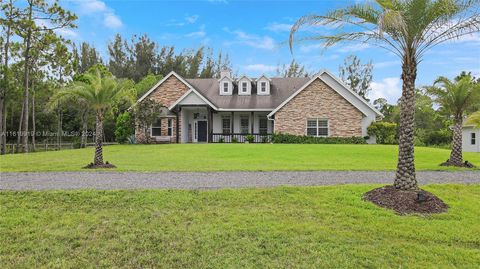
[462,125,479,152]
[134,69,383,143]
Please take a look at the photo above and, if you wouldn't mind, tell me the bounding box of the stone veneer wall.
[135,75,189,143]
[274,78,363,137]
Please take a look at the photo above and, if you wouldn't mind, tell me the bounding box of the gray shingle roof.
[185,77,310,110]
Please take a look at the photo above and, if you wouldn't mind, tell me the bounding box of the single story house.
[134,69,383,143]
[462,125,479,152]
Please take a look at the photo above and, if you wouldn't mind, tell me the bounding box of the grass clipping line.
[363,185,448,215]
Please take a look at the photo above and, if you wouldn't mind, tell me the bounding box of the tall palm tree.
[289,0,480,190]
[49,70,134,166]
[427,76,480,165]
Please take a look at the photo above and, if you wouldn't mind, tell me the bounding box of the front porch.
[179,106,273,143]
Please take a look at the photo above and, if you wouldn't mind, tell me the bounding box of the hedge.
[367,122,398,144]
[271,133,366,144]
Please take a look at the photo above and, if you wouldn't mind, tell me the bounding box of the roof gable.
[136,71,194,105]
[268,70,383,118]
[168,89,218,110]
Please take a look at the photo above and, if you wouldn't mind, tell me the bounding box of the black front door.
[197,121,207,142]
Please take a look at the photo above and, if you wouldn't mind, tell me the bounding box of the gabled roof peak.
[256,74,271,82]
[237,75,252,81]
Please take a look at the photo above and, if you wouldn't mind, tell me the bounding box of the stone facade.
[135,75,189,143]
[274,78,363,137]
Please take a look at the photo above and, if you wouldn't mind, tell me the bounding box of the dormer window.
[219,76,233,95]
[256,75,271,95]
[237,76,252,95]
[260,82,266,93]
[242,82,247,93]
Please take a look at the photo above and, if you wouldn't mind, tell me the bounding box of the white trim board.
[267,70,383,118]
[168,89,218,110]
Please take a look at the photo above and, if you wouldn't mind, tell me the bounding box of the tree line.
[0,0,234,154]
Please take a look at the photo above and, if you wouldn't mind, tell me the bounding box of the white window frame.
[259,116,268,134]
[223,82,229,93]
[306,118,329,137]
[260,81,266,92]
[151,118,162,137]
[472,132,476,145]
[222,117,231,134]
[242,82,248,93]
[240,116,249,134]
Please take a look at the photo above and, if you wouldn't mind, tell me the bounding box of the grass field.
[1,184,479,268]
[1,144,479,172]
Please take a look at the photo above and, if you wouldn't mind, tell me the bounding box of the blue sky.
[60,0,480,103]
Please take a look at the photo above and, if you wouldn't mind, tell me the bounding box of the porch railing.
[210,133,272,143]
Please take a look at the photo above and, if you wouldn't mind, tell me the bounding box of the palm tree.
[427,76,480,166]
[49,70,134,166]
[289,0,480,190]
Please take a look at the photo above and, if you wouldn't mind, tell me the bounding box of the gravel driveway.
[1,171,479,190]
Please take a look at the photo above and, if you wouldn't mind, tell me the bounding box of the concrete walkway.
[0,171,478,190]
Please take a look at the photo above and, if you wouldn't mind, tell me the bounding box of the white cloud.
[337,43,371,53]
[265,23,292,32]
[300,44,324,53]
[104,13,123,29]
[78,0,107,13]
[186,25,206,38]
[244,64,277,73]
[375,60,399,68]
[369,77,402,103]
[224,28,276,50]
[185,15,199,24]
[75,0,123,29]
[55,28,79,39]
[452,33,480,44]
[168,14,200,26]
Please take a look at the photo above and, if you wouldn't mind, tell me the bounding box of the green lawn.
[1,144,479,172]
[1,185,479,268]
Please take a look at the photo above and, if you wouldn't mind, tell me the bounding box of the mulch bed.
[440,160,476,168]
[83,162,117,169]
[363,185,448,215]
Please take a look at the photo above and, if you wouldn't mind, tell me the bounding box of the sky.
[57,0,480,104]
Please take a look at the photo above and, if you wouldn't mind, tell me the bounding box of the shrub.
[271,133,366,144]
[245,134,255,143]
[367,122,398,144]
[126,134,136,144]
[424,129,452,146]
[232,137,238,143]
[115,112,134,144]
[218,137,225,143]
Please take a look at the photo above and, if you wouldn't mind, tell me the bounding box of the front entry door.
[197,121,208,142]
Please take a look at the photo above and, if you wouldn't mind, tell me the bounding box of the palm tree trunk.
[394,58,418,190]
[449,117,463,165]
[94,112,104,165]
